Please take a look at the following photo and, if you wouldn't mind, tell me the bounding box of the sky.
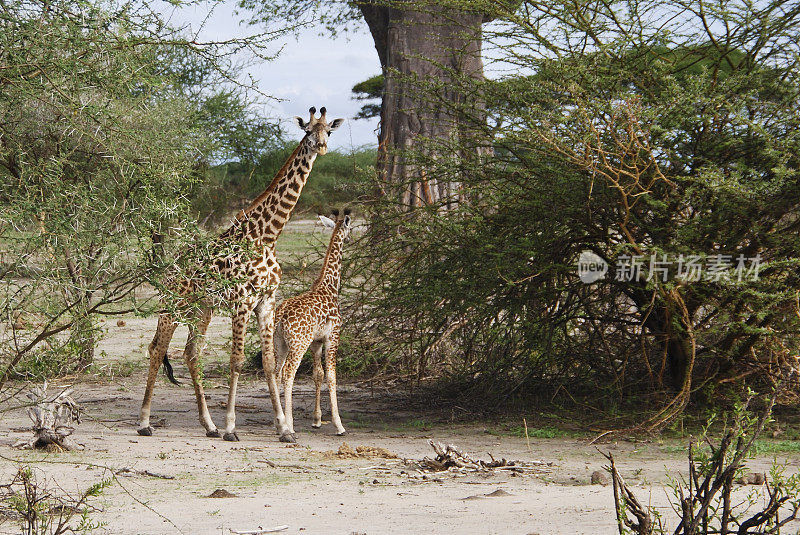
[156,0,382,150]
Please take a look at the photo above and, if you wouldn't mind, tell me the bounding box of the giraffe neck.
[223,137,317,245]
[313,224,346,294]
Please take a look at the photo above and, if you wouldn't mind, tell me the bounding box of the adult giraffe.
[137,107,343,443]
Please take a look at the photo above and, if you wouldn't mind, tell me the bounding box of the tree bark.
[70,311,95,368]
[63,248,95,368]
[358,3,487,209]
[641,302,693,392]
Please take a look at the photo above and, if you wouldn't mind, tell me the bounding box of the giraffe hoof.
[223,432,240,442]
[336,430,347,436]
[311,423,322,429]
[279,433,296,444]
[136,426,153,437]
[206,429,222,438]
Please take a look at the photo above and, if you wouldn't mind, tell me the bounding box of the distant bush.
[254,144,375,214]
[194,146,374,225]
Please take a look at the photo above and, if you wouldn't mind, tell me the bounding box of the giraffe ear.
[318,215,336,229]
[294,117,307,129]
[343,215,352,228]
[329,118,344,131]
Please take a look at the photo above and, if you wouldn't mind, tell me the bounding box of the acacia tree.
[344,0,800,426]
[0,0,280,382]
[243,0,501,209]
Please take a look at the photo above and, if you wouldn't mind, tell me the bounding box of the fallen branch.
[230,526,289,534]
[414,440,551,475]
[115,468,175,480]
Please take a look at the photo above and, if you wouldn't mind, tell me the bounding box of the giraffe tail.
[162,354,181,385]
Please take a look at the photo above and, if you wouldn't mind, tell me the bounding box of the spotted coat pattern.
[137,108,343,443]
[273,212,351,436]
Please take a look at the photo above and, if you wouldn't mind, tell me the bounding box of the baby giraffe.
[274,209,352,437]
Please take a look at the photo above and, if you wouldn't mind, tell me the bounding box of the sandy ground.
[2,315,800,535]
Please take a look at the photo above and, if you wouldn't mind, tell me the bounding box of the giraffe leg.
[274,321,289,386]
[310,341,324,428]
[182,306,219,437]
[325,325,346,436]
[282,347,306,436]
[138,313,178,436]
[255,295,293,442]
[223,304,253,441]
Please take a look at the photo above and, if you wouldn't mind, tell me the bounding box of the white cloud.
[153,0,381,149]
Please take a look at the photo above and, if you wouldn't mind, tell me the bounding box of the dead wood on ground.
[413,440,551,475]
[13,382,82,451]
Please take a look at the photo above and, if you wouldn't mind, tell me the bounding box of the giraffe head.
[294,106,344,156]
[318,208,352,242]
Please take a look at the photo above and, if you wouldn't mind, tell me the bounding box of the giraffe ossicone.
[137,107,344,443]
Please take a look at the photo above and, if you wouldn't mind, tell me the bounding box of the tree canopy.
[0,0,282,381]
[352,74,383,120]
[344,0,800,427]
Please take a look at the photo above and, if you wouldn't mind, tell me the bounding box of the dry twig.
[229,526,289,534]
[602,451,655,535]
[115,468,175,480]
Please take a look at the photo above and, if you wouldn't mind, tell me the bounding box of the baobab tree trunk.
[359,3,488,210]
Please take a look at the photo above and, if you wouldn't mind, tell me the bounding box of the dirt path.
[3,373,800,534]
[2,313,800,534]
